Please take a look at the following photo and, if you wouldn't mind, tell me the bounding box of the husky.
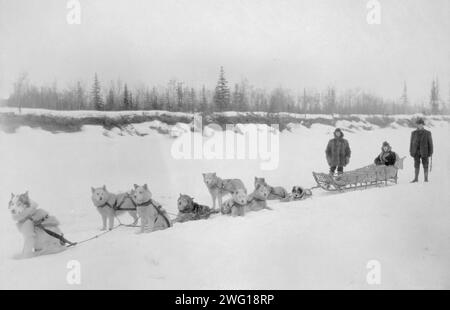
[9,191,67,259]
[130,184,171,233]
[246,183,272,212]
[221,189,248,217]
[254,177,288,200]
[202,173,247,210]
[280,186,313,202]
[91,185,138,230]
[174,194,217,223]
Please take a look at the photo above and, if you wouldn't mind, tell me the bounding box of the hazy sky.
[0,0,449,103]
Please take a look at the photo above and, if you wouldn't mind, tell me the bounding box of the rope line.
[66,215,141,247]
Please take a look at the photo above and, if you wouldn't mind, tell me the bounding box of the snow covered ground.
[0,113,449,289]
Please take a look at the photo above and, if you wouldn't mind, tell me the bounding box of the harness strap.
[97,201,115,209]
[98,193,137,211]
[137,199,171,228]
[35,224,77,247]
[115,193,138,211]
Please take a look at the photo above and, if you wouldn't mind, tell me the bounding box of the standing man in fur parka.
[410,118,433,182]
[325,128,351,175]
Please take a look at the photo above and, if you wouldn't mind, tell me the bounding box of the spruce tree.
[123,84,130,110]
[91,73,103,110]
[76,81,85,110]
[213,66,230,111]
[200,85,208,112]
[430,79,439,114]
[400,81,409,113]
[106,89,114,110]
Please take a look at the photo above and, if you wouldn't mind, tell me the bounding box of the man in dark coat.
[325,128,351,175]
[409,118,433,182]
[374,141,397,166]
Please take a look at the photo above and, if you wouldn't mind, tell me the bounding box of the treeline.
[5,68,448,115]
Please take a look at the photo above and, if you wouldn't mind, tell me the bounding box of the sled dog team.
[7,118,433,258]
[8,176,311,258]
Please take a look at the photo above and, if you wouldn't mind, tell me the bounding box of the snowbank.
[1,107,449,135]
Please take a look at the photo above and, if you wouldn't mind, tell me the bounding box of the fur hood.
[381,141,392,152]
[333,128,344,138]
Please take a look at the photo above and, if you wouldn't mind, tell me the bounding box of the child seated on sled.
[374,141,397,166]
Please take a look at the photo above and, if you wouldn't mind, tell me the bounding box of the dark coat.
[374,150,397,166]
[410,129,433,158]
[326,133,351,167]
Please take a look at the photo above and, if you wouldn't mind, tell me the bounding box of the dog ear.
[24,191,29,199]
[91,187,95,193]
[102,185,107,190]
[143,184,148,190]
[134,184,139,189]
[10,193,14,199]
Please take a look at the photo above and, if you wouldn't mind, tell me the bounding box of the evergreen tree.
[123,84,130,110]
[400,81,409,113]
[213,66,230,111]
[106,88,115,111]
[189,87,196,112]
[150,87,159,110]
[200,85,208,112]
[430,79,439,114]
[176,82,184,111]
[91,73,103,110]
[129,92,133,110]
[325,86,336,114]
[76,81,85,110]
[232,84,241,110]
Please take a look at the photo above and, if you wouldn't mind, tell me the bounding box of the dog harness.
[136,199,172,228]
[22,211,76,247]
[97,193,137,211]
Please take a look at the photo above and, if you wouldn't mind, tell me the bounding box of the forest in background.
[4,67,448,115]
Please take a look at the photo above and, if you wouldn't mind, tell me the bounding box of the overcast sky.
[0,0,449,103]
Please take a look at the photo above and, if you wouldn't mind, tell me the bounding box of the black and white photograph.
[0,0,449,292]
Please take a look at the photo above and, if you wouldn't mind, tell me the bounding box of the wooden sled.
[313,156,405,192]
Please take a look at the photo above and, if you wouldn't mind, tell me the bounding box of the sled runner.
[313,156,405,192]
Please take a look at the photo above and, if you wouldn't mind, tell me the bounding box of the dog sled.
[313,156,405,192]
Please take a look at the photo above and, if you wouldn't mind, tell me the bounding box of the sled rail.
[313,164,399,192]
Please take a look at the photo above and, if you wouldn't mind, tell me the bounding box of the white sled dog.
[221,184,272,217]
[9,191,66,259]
[130,184,171,233]
[91,185,138,230]
[221,189,249,216]
[202,172,247,210]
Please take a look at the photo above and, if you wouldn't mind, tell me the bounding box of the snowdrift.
[1,107,449,134]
